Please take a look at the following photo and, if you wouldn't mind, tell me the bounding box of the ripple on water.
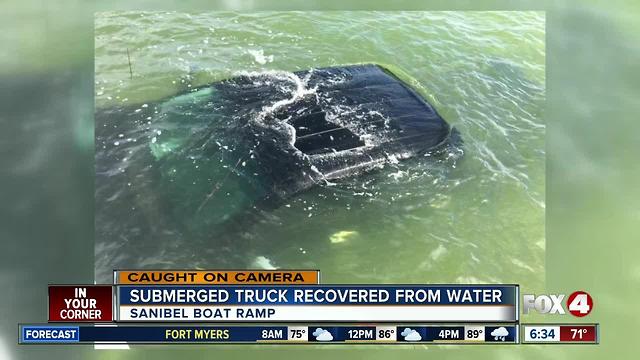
[94,12,545,288]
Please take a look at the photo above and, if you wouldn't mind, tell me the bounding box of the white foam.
[236,70,317,121]
[247,49,273,65]
[252,256,277,270]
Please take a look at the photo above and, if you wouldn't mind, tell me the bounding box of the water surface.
[94,11,545,289]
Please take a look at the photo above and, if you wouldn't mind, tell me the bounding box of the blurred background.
[1,1,638,360]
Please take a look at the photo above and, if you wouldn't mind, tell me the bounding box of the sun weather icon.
[490,327,509,341]
[312,328,334,341]
[400,328,422,341]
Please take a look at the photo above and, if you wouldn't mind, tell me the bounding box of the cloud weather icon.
[312,328,334,342]
[400,328,422,342]
[490,327,509,341]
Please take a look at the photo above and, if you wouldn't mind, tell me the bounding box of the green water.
[94,11,545,288]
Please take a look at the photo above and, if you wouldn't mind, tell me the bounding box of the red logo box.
[48,285,113,322]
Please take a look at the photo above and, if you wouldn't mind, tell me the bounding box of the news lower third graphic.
[18,270,598,345]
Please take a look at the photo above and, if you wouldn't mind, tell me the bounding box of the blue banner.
[117,285,516,306]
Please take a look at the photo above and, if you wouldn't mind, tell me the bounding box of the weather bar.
[19,324,518,344]
[522,324,599,344]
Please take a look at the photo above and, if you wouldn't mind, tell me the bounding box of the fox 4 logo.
[522,291,593,317]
